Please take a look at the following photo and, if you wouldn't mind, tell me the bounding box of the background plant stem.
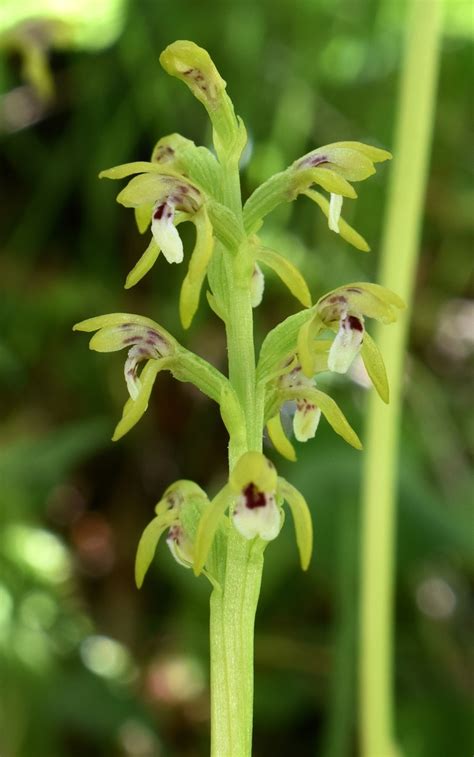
[359,2,443,755]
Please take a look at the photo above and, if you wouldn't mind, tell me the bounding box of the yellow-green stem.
[209,156,264,756]
[359,2,443,756]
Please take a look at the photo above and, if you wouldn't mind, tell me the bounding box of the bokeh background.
[0,1,472,755]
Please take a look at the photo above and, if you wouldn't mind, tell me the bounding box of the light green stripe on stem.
[359,2,443,757]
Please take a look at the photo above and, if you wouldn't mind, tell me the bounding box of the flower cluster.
[74,40,403,585]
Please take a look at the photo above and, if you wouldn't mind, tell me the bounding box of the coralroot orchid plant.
[74,41,404,755]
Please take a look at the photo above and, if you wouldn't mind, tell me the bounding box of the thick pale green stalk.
[208,156,264,756]
[359,2,443,756]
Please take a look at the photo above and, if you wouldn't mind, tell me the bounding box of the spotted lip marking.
[347,315,363,331]
[243,483,267,510]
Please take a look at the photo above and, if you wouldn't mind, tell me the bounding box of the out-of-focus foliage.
[0,1,472,755]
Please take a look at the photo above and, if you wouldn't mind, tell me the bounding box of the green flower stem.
[209,537,264,756]
[209,158,264,755]
[221,155,244,222]
[359,2,443,756]
[225,267,259,452]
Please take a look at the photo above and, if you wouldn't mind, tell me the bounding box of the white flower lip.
[151,200,184,264]
[232,484,281,541]
[328,314,364,373]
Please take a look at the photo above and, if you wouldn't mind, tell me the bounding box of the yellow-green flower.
[134,481,209,587]
[266,359,363,463]
[99,144,216,328]
[278,366,321,443]
[229,451,282,541]
[297,282,405,400]
[73,313,176,440]
[294,141,391,245]
[192,452,314,575]
[244,141,391,251]
[103,166,203,266]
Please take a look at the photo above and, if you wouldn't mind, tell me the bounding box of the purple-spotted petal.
[151,201,184,264]
[328,315,364,373]
[293,401,321,442]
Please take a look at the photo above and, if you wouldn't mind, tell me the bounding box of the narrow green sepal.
[304,190,370,252]
[267,414,297,462]
[334,141,392,163]
[134,204,153,234]
[297,167,357,198]
[135,513,176,588]
[255,245,312,308]
[115,171,188,208]
[297,315,321,377]
[112,359,170,441]
[256,308,315,385]
[179,208,214,328]
[353,282,405,311]
[99,162,161,180]
[73,313,175,343]
[360,331,390,403]
[193,484,233,576]
[125,238,161,289]
[278,477,313,570]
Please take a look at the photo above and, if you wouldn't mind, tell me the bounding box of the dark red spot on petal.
[243,483,267,510]
[348,315,363,331]
[153,203,166,221]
